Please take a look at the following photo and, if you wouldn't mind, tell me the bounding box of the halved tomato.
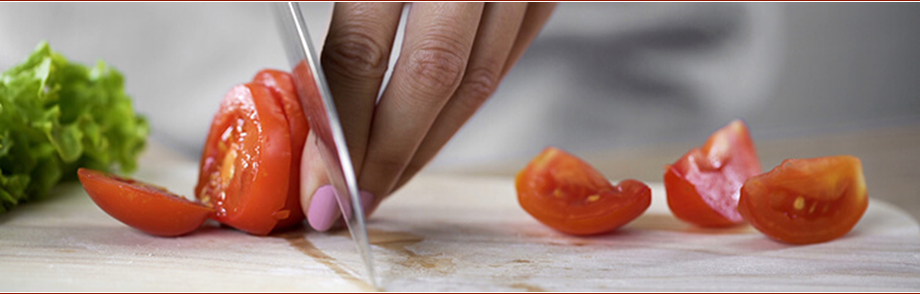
[78,168,212,237]
[195,83,292,236]
[252,69,309,230]
[516,147,651,235]
[739,156,868,244]
[665,120,762,227]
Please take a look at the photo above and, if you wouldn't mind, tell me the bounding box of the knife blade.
[274,2,377,288]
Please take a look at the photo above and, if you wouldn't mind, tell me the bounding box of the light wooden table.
[1,124,918,291]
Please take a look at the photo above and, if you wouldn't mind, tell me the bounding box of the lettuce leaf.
[0,42,149,213]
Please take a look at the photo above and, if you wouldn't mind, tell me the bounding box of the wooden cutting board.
[1,147,919,291]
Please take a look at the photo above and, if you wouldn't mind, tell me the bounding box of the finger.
[358,2,485,200]
[301,131,377,232]
[390,2,528,194]
[307,2,402,231]
[501,2,557,78]
[321,2,404,172]
[299,131,340,231]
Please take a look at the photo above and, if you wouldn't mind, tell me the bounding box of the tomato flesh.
[252,70,309,230]
[81,69,308,237]
[739,156,868,244]
[665,120,761,227]
[78,168,212,237]
[516,147,651,235]
[195,83,292,236]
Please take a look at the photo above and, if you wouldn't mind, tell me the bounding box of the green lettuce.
[0,42,149,213]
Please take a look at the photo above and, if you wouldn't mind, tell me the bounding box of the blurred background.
[2,3,918,215]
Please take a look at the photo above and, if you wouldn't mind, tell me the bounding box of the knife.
[274,2,377,288]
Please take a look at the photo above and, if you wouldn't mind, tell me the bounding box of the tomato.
[664,120,762,227]
[195,83,292,236]
[77,168,212,237]
[739,156,868,244]
[516,147,651,235]
[252,69,309,230]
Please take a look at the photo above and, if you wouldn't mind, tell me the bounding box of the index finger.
[321,2,404,173]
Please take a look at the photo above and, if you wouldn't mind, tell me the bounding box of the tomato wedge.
[664,120,762,227]
[78,168,212,237]
[195,83,292,236]
[739,156,868,244]
[252,69,309,230]
[516,147,651,235]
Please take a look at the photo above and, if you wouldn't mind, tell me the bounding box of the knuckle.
[404,42,468,95]
[457,66,501,107]
[322,29,390,80]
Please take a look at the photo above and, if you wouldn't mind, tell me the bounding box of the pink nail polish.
[307,185,338,231]
[359,190,376,217]
[342,190,376,220]
[309,186,377,231]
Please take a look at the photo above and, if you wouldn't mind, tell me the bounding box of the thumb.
[300,131,340,231]
[300,131,374,231]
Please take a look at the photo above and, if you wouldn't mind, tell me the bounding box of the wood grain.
[1,146,918,291]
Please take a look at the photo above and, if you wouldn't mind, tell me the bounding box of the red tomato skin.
[78,168,212,237]
[517,147,652,236]
[252,70,309,231]
[738,156,868,244]
[195,83,292,236]
[665,120,762,227]
[664,168,737,227]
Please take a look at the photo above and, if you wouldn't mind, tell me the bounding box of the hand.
[300,2,557,231]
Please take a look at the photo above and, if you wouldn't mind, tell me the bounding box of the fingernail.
[308,185,339,231]
[359,190,376,217]
[342,190,376,220]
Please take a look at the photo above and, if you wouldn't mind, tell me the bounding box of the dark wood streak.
[275,231,376,291]
[510,282,547,292]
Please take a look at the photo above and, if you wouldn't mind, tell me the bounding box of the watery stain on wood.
[367,229,455,274]
[510,283,547,292]
[337,228,456,274]
[275,231,376,292]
